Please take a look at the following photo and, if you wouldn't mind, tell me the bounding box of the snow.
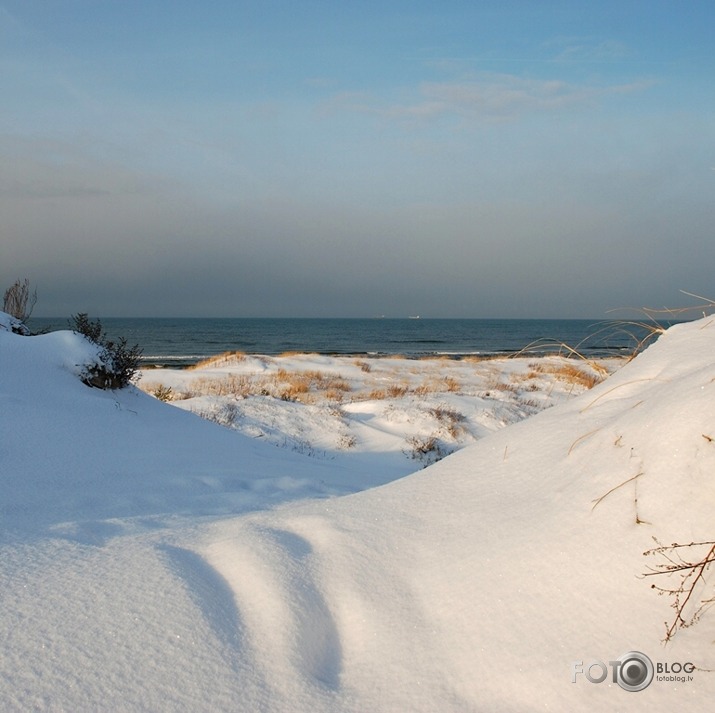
[1,313,714,711]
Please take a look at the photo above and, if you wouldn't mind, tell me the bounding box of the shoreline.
[140,348,633,370]
[28,316,650,369]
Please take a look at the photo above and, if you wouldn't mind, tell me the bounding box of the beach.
[138,351,622,477]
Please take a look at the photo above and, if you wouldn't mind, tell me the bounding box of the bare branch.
[643,539,715,643]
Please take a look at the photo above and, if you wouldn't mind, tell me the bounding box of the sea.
[27,317,661,368]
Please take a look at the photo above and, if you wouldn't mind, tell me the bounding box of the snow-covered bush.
[70,313,142,389]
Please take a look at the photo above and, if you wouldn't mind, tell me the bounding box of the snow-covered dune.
[1,313,714,711]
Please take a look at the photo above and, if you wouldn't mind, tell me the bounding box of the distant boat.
[408,315,420,319]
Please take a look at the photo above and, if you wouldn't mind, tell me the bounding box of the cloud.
[546,38,634,63]
[325,72,655,126]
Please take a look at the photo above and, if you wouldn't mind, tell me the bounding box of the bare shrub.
[404,434,449,465]
[3,278,37,323]
[643,538,715,643]
[338,433,357,449]
[429,405,467,438]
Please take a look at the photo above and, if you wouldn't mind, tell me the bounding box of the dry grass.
[412,381,436,396]
[462,354,500,363]
[338,433,357,449]
[3,278,36,322]
[405,434,443,462]
[443,376,460,392]
[188,374,253,398]
[528,361,603,390]
[386,383,410,398]
[187,351,246,370]
[485,379,519,393]
[153,367,355,404]
[429,405,467,438]
[143,346,614,415]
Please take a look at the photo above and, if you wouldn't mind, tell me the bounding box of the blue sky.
[2,1,714,318]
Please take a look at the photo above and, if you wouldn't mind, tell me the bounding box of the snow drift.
[1,313,714,711]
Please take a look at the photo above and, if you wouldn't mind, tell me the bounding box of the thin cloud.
[327,72,655,125]
[546,37,634,63]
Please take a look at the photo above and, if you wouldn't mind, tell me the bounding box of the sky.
[1,0,714,318]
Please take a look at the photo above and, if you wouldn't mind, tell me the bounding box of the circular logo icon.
[616,651,654,692]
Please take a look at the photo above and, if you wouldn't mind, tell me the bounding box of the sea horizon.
[26,315,666,367]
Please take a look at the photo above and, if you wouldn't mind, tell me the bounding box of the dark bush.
[70,313,143,389]
[70,312,104,344]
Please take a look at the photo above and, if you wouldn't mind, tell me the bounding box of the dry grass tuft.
[278,350,319,358]
[187,351,246,370]
[529,362,603,390]
[412,381,436,396]
[387,383,410,398]
[443,376,460,392]
[462,354,499,363]
[429,405,467,438]
[190,374,253,397]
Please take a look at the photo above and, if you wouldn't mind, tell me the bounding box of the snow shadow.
[158,544,245,665]
[263,526,343,691]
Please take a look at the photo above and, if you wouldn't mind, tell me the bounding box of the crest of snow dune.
[193,317,715,711]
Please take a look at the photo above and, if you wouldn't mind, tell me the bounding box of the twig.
[643,538,715,643]
[591,471,643,510]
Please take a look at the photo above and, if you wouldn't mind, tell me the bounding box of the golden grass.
[412,381,435,396]
[462,354,500,363]
[187,351,246,370]
[143,366,358,404]
[443,376,461,392]
[386,383,409,398]
[528,362,603,390]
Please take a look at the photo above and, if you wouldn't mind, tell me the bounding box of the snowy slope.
[0,328,380,539]
[1,315,714,711]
